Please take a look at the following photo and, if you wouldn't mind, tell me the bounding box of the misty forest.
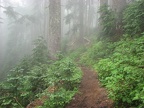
[0,0,144,108]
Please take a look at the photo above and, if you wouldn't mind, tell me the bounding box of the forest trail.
[65,67,113,108]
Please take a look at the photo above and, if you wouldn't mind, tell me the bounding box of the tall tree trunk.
[0,0,2,64]
[87,0,92,36]
[61,0,65,38]
[43,0,49,40]
[48,0,61,59]
[79,0,84,43]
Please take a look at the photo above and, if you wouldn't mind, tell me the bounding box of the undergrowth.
[80,35,144,107]
[80,1,144,107]
[0,37,82,108]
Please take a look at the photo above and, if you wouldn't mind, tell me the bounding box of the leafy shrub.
[99,4,116,37]
[123,0,144,36]
[95,36,144,107]
[0,57,82,108]
[51,58,82,89]
[0,37,50,107]
[41,88,77,108]
[41,58,82,108]
[0,61,49,108]
[80,40,114,65]
[0,37,82,108]
[32,36,49,65]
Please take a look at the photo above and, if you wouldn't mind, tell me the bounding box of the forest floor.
[65,67,113,108]
[27,67,113,108]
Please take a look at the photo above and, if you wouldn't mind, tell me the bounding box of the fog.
[0,0,130,80]
[0,0,143,107]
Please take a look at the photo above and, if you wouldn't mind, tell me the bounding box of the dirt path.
[65,67,113,108]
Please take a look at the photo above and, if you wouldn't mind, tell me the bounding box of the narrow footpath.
[65,67,113,108]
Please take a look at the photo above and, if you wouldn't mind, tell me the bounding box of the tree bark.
[48,0,61,59]
[44,0,49,40]
[78,0,84,44]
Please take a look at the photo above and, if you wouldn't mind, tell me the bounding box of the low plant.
[95,36,144,107]
[0,37,82,108]
[41,58,82,108]
[80,40,114,66]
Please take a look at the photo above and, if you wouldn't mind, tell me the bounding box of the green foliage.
[0,37,82,108]
[68,47,86,60]
[80,40,114,65]
[79,1,144,107]
[54,58,81,89]
[42,88,77,108]
[0,71,32,107]
[99,5,116,37]
[32,36,49,65]
[80,32,144,107]
[0,64,50,107]
[41,58,82,108]
[0,37,49,107]
[42,89,75,108]
[123,0,144,36]
[95,36,144,107]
